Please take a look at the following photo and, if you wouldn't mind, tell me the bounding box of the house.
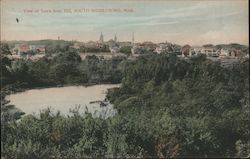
[230,49,244,58]
[118,41,132,47]
[37,45,46,53]
[28,45,46,53]
[12,45,19,55]
[155,43,174,54]
[96,42,104,49]
[191,47,203,55]
[219,49,244,58]
[29,45,37,50]
[70,43,81,50]
[16,44,29,54]
[12,44,46,57]
[219,49,230,58]
[245,53,249,58]
[109,46,120,54]
[200,47,219,57]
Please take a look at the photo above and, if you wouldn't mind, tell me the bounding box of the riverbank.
[1,81,121,96]
[6,84,120,116]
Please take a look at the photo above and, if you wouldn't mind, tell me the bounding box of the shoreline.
[5,83,120,118]
[1,82,121,96]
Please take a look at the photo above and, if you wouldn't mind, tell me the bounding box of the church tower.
[99,32,104,43]
[132,32,135,45]
[114,34,117,42]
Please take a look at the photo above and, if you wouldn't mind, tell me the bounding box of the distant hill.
[201,43,249,53]
[3,39,77,49]
[202,44,214,48]
[215,43,248,50]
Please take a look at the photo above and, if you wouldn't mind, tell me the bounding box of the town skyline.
[1,0,249,45]
[2,35,249,47]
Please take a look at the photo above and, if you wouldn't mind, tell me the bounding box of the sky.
[1,0,249,46]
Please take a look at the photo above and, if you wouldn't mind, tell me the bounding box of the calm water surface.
[6,84,120,118]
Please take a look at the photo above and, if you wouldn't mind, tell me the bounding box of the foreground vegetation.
[1,43,250,158]
[107,54,249,157]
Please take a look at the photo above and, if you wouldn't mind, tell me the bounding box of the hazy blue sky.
[1,0,249,45]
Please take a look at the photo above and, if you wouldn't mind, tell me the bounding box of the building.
[219,49,243,58]
[30,45,46,53]
[12,45,19,54]
[109,46,120,54]
[245,53,249,58]
[12,44,46,55]
[230,49,245,58]
[219,49,230,58]
[29,45,37,51]
[155,43,175,54]
[14,44,29,54]
[191,47,202,55]
[37,45,46,53]
[132,32,135,45]
[114,34,117,43]
[99,32,104,43]
[118,41,132,47]
[19,44,29,53]
[70,43,81,50]
[156,44,168,54]
[200,47,219,57]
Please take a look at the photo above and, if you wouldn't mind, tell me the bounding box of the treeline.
[10,54,124,87]
[79,44,110,53]
[1,44,126,91]
[5,39,74,54]
[5,39,111,54]
[1,43,250,158]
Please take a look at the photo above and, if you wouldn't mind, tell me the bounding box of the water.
[6,84,120,118]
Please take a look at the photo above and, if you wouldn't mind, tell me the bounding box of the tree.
[49,51,81,83]
[0,43,12,86]
[120,46,132,55]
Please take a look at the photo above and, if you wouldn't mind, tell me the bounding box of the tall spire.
[99,32,104,43]
[114,34,117,42]
[132,32,134,44]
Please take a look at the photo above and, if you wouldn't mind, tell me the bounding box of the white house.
[219,49,230,58]
[200,47,219,57]
[109,46,120,54]
[155,44,172,54]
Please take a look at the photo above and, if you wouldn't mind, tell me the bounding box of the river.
[6,84,120,118]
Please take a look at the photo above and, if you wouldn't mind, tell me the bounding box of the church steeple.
[114,34,117,42]
[99,32,104,43]
[132,32,134,44]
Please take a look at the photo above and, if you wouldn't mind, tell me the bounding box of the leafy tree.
[0,43,12,86]
[120,46,132,55]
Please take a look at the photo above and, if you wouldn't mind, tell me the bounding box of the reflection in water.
[6,84,120,119]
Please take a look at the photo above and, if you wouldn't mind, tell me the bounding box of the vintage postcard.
[1,0,249,158]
